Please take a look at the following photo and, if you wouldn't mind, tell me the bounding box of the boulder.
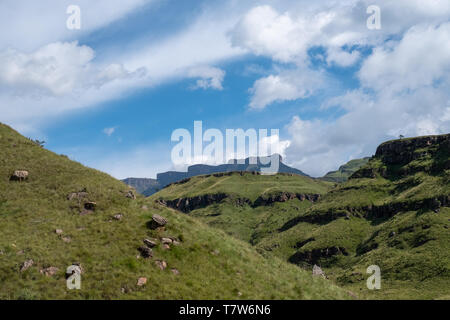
[138,246,153,258]
[312,264,326,278]
[149,214,168,229]
[20,259,33,272]
[10,170,29,182]
[155,260,167,270]
[161,238,173,245]
[126,191,136,200]
[113,214,123,221]
[40,266,59,277]
[137,277,147,286]
[143,239,157,248]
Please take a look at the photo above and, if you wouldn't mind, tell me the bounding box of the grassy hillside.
[156,172,332,202]
[154,134,450,299]
[321,158,370,183]
[0,123,349,300]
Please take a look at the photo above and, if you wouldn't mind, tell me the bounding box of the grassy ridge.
[155,135,450,299]
[0,123,349,300]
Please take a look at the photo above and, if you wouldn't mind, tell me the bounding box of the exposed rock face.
[159,193,228,213]
[281,195,449,229]
[254,192,320,206]
[10,170,29,181]
[375,134,450,165]
[149,214,167,229]
[288,246,348,265]
[159,192,321,213]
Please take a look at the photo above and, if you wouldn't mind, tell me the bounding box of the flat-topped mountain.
[124,155,308,196]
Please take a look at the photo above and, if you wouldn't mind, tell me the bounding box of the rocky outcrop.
[159,192,321,213]
[148,214,168,229]
[289,246,348,265]
[254,192,320,206]
[10,170,29,182]
[375,134,450,165]
[158,193,229,213]
[280,195,449,230]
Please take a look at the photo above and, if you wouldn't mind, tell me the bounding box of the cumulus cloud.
[0,41,145,97]
[187,66,226,90]
[359,23,450,93]
[249,68,325,109]
[284,22,450,176]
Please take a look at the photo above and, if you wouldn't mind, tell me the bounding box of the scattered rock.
[345,214,350,220]
[62,237,71,243]
[347,290,358,299]
[138,246,153,258]
[113,214,123,221]
[162,244,171,250]
[84,202,96,211]
[173,240,181,246]
[149,214,168,229]
[20,259,33,272]
[155,260,167,270]
[312,264,326,279]
[17,250,24,255]
[10,170,29,182]
[171,268,180,275]
[389,231,396,238]
[141,205,148,210]
[137,277,147,286]
[237,292,242,297]
[55,229,63,235]
[161,237,173,245]
[211,250,220,256]
[126,191,136,200]
[143,239,157,248]
[40,266,59,277]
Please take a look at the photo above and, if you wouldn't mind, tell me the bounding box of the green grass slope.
[153,134,450,299]
[0,123,348,300]
[321,158,370,183]
[153,173,332,243]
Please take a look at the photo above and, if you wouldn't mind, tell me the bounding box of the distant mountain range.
[123,155,308,196]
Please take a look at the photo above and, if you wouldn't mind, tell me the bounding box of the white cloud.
[249,69,325,109]
[0,42,144,97]
[359,23,450,93]
[103,127,117,136]
[187,66,226,90]
[0,0,156,51]
[326,46,360,67]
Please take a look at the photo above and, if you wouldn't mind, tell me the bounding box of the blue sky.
[1,0,449,178]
